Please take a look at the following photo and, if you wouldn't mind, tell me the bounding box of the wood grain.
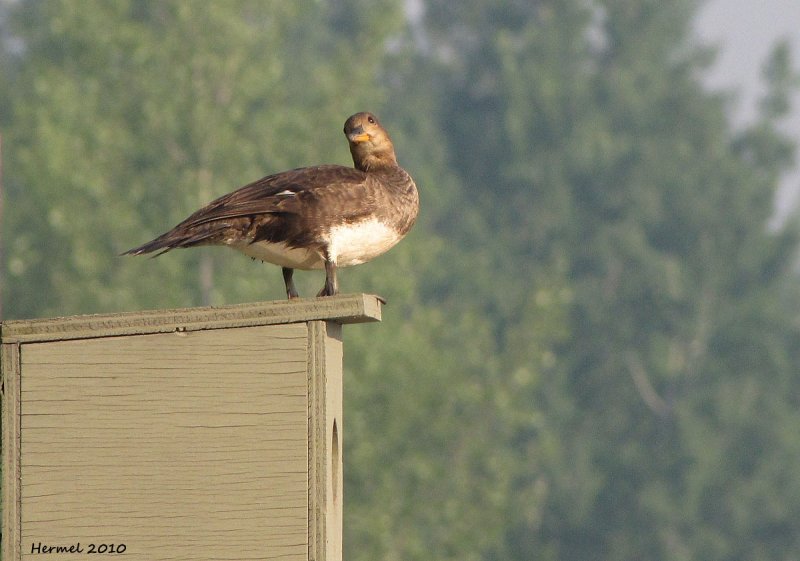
[2,342,22,561]
[307,322,343,561]
[18,324,309,561]
[2,294,382,344]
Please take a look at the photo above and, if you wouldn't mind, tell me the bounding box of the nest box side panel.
[17,323,308,561]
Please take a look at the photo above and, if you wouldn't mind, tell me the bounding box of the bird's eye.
[367,115,375,124]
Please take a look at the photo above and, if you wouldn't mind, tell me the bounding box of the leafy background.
[2,1,800,559]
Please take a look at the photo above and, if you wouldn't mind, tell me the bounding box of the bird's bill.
[348,132,371,143]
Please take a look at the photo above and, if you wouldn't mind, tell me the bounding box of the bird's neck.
[355,153,400,172]
[350,141,398,172]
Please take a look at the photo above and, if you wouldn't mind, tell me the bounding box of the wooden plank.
[2,342,22,561]
[308,321,343,561]
[1,293,382,344]
[18,324,309,561]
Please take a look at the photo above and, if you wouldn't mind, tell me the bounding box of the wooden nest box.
[1,294,383,561]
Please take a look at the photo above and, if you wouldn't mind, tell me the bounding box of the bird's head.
[344,112,398,172]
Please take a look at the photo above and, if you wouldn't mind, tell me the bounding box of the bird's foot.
[316,285,336,298]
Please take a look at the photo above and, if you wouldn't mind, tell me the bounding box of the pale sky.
[694,0,800,223]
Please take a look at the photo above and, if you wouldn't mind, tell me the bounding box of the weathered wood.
[1,296,374,561]
[17,324,309,561]
[308,321,344,561]
[1,293,382,343]
[2,342,22,561]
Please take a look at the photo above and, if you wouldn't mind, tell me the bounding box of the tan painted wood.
[308,321,344,561]
[2,342,22,561]
[1,294,382,343]
[2,296,372,560]
[17,324,309,561]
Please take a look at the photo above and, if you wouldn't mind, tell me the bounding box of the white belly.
[227,218,402,269]
[229,240,325,270]
[326,218,402,267]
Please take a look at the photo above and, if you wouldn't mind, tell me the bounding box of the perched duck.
[124,112,419,299]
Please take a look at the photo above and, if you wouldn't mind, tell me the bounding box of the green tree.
[407,0,800,559]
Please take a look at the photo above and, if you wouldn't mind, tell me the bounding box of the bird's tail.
[121,224,228,257]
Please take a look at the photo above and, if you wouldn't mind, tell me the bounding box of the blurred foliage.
[2,1,800,560]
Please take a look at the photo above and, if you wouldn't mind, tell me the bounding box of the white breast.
[326,218,403,267]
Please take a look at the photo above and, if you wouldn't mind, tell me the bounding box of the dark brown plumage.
[123,112,419,299]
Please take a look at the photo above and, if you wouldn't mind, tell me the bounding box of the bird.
[123,112,419,299]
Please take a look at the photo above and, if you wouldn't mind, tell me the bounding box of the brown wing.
[179,165,370,226]
[123,164,375,256]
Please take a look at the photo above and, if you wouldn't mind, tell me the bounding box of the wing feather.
[179,165,369,228]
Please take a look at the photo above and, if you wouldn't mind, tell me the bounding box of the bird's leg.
[317,259,338,297]
[282,267,300,299]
